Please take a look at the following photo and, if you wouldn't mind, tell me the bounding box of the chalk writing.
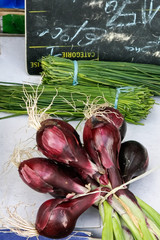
[105,0,160,28]
[142,0,160,25]
[37,20,107,47]
[26,0,160,75]
[46,46,55,55]
[105,1,118,13]
[36,0,160,43]
[105,0,137,28]
[125,39,160,54]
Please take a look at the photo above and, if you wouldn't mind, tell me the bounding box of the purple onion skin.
[44,119,82,145]
[95,106,127,141]
[83,117,121,174]
[36,119,98,178]
[119,140,149,183]
[35,190,101,239]
[19,157,87,196]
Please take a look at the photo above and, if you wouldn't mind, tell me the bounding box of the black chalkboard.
[26,0,160,75]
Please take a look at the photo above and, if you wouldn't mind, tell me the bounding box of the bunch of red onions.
[16,107,160,240]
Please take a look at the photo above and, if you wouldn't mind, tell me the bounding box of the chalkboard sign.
[26,0,160,75]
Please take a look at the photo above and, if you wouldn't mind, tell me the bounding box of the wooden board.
[0,8,24,16]
[26,0,160,75]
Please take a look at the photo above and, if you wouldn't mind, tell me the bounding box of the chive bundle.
[41,56,160,95]
[0,82,155,124]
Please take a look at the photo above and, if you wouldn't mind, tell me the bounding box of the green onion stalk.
[0,82,155,124]
[99,193,160,240]
[41,56,160,95]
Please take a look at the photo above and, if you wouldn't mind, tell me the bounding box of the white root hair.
[22,85,58,130]
[10,142,42,168]
[0,204,39,239]
[83,96,110,119]
[60,92,122,128]
[82,95,124,125]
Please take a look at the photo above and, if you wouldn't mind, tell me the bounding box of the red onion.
[90,106,127,141]
[36,119,98,178]
[83,116,121,187]
[19,157,88,196]
[119,140,149,182]
[35,190,101,239]
[83,116,138,199]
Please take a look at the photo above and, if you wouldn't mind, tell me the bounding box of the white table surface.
[0,36,160,233]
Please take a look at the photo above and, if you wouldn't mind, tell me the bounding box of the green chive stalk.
[0,82,155,124]
[41,56,160,95]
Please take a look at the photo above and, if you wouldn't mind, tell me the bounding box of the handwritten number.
[38,21,106,47]
[105,1,117,13]
[70,20,88,42]
[51,28,63,39]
